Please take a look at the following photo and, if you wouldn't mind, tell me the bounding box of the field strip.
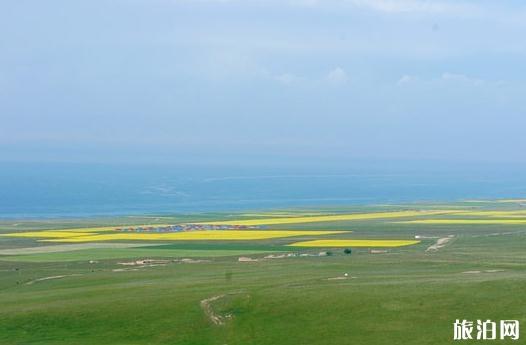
[28,230,345,243]
[287,239,421,248]
[0,243,164,255]
[450,210,526,217]
[398,219,526,225]
[198,210,461,226]
[0,249,279,262]
[460,199,526,204]
[239,212,330,217]
[1,231,94,239]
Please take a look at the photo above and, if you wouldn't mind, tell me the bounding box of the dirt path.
[462,269,505,274]
[426,235,454,252]
[200,294,228,325]
[26,274,82,285]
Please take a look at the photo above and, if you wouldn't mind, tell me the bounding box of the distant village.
[115,224,261,232]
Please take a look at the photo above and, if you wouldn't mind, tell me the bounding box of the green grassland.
[0,201,525,345]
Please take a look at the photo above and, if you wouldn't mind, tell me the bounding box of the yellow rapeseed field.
[24,230,346,243]
[198,210,460,226]
[452,210,526,217]
[463,199,526,203]
[2,231,92,238]
[240,212,328,218]
[398,219,526,225]
[288,239,421,247]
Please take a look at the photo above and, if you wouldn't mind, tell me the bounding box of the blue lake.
[1,162,525,218]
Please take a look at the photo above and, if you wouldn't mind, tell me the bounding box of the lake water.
[1,162,525,218]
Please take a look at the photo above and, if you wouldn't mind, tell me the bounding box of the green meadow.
[0,201,525,345]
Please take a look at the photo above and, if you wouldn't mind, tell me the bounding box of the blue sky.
[1,0,525,166]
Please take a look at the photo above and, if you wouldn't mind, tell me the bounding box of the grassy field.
[0,201,525,344]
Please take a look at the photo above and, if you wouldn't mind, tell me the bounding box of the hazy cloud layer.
[1,0,525,165]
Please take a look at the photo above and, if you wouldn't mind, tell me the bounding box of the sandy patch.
[263,253,290,259]
[177,258,210,264]
[238,256,259,262]
[426,235,454,252]
[117,259,171,266]
[462,269,505,274]
[112,268,140,272]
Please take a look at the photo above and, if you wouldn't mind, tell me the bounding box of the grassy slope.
[0,204,525,345]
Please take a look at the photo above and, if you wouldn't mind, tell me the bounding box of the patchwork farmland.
[0,201,525,344]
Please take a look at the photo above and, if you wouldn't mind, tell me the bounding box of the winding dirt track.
[200,295,227,325]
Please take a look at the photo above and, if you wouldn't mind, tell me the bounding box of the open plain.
[1,200,525,345]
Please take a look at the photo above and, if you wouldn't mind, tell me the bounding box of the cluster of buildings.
[115,224,260,232]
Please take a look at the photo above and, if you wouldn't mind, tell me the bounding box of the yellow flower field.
[199,210,460,226]
[2,231,94,238]
[452,210,526,217]
[2,230,346,243]
[463,199,526,203]
[398,219,526,225]
[288,239,421,247]
[240,212,328,217]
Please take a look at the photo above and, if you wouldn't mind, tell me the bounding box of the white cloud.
[274,73,302,84]
[441,72,484,86]
[347,0,477,14]
[288,0,320,7]
[179,0,479,14]
[325,67,348,84]
[258,0,482,16]
[397,74,419,85]
[396,72,498,87]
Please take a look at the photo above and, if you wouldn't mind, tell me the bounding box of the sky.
[1,0,526,167]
